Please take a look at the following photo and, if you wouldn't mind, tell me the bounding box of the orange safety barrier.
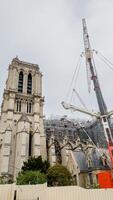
[97,171,113,188]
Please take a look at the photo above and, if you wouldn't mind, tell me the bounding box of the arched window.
[27,73,32,94]
[18,71,23,93]
[16,100,21,112]
[27,102,32,113]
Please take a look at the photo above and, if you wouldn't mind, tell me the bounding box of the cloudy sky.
[0,0,113,119]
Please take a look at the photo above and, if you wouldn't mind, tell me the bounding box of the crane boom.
[82,18,107,115]
[61,101,100,117]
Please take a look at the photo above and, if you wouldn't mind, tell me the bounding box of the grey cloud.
[0,0,113,119]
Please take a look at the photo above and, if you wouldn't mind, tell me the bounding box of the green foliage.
[47,165,73,186]
[92,183,100,189]
[21,156,50,174]
[16,156,49,185]
[0,176,4,184]
[16,171,46,185]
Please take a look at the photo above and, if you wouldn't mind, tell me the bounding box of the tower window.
[27,102,32,113]
[16,100,21,112]
[29,132,32,157]
[18,71,23,93]
[27,73,32,94]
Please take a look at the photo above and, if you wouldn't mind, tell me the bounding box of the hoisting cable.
[73,88,88,110]
[94,50,113,72]
[70,56,83,104]
[73,56,82,89]
[65,55,82,102]
[69,108,112,170]
[77,121,112,171]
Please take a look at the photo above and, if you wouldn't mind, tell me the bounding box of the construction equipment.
[62,19,113,188]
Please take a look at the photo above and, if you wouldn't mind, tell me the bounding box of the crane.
[62,19,113,168]
[61,101,99,118]
[82,18,113,167]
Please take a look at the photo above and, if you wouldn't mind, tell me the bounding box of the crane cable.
[79,122,112,171]
[70,105,112,171]
[70,60,82,104]
[94,50,113,72]
[73,88,88,110]
[65,55,82,102]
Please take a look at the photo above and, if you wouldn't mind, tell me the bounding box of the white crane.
[62,19,113,167]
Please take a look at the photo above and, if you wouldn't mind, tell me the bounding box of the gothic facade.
[45,118,110,188]
[0,57,46,180]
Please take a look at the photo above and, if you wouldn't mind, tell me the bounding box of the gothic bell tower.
[0,57,46,180]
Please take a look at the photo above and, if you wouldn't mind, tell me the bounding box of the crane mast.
[82,18,113,166]
[82,18,107,115]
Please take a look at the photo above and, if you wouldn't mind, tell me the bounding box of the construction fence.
[1,183,113,200]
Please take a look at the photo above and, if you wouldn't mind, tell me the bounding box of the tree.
[47,165,73,186]
[16,156,49,185]
[16,171,46,185]
[21,156,50,174]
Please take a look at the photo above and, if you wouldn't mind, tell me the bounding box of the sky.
[0,0,113,119]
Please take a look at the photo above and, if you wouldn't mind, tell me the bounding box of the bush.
[16,171,46,185]
[47,165,73,186]
[21,156,50,174]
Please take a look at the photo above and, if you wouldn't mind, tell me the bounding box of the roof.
[73,149,110,172]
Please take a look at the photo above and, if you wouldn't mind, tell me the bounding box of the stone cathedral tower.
[0,57,46,180]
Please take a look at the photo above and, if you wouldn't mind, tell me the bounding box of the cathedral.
[0,57,46,180]
[0,57,110,188]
